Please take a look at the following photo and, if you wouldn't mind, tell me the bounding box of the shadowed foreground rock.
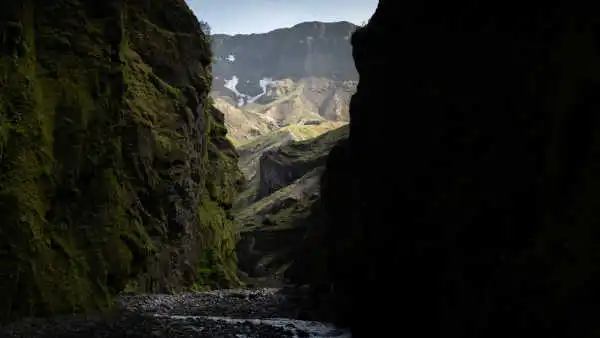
[291,2,600,337]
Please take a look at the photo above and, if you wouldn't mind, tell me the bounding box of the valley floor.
[0,288,350,338]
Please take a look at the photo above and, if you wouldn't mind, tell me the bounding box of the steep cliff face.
[236,121,345,181]
[296,1,600,337]
[234,126,348,284]
[256,125,348,201]
[0,0,243,323]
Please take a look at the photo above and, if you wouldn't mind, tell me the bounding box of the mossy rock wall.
[0,0,244,323]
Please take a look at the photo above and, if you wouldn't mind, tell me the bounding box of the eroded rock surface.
[0,0,243,323]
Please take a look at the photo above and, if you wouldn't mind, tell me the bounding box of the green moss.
[191,248,233,292]
[196,198,241,288]
[0,0,243,323]
[196,104,245,287]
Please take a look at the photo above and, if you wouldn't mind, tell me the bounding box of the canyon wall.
[0,0,243,323]
[294,2,600,337]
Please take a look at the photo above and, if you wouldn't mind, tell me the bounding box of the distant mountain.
[215,77,354,147]
[211,21,358,109]
[213,22,356,284]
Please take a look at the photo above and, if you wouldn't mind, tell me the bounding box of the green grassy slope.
[234,125,349,280]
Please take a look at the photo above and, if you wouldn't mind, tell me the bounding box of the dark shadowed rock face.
[0,0,243,323]
[293,1,600,337]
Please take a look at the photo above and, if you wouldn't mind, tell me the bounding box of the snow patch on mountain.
[224,76,275,107]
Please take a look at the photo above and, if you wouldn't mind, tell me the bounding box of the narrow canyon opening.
[3,1,600,337]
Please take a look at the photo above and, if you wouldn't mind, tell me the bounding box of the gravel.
[0,288,351,338]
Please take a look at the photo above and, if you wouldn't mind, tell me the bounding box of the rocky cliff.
[256,125,348,201]
[0,0,243,323]
[234,126,348,284]
[293,1,600,337]
[236,121,345,181]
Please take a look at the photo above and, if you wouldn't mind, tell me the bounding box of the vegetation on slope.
[212,96,278,147]
[255,124,349,200]
[231,122,345,211]
[213,77,355,138]
[236,122,346,177]
[234,126,349,281]
[0,0,243,323]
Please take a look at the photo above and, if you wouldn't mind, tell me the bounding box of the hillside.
[0,0,243,323]
[236,121,346,179]
[212,96,278,146]
[232,121,345,213]
[234,125,349,281]
[215,22,358,284]
[210,21,357,145]
[242,77,355,123]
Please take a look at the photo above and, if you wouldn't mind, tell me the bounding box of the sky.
[185,0,378,35]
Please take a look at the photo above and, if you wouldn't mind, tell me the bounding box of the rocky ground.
[0,288,350,338]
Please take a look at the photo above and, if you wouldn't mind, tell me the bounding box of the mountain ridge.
[212,20,358,38]
[211,20,358,100]
[210,21,357,145]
